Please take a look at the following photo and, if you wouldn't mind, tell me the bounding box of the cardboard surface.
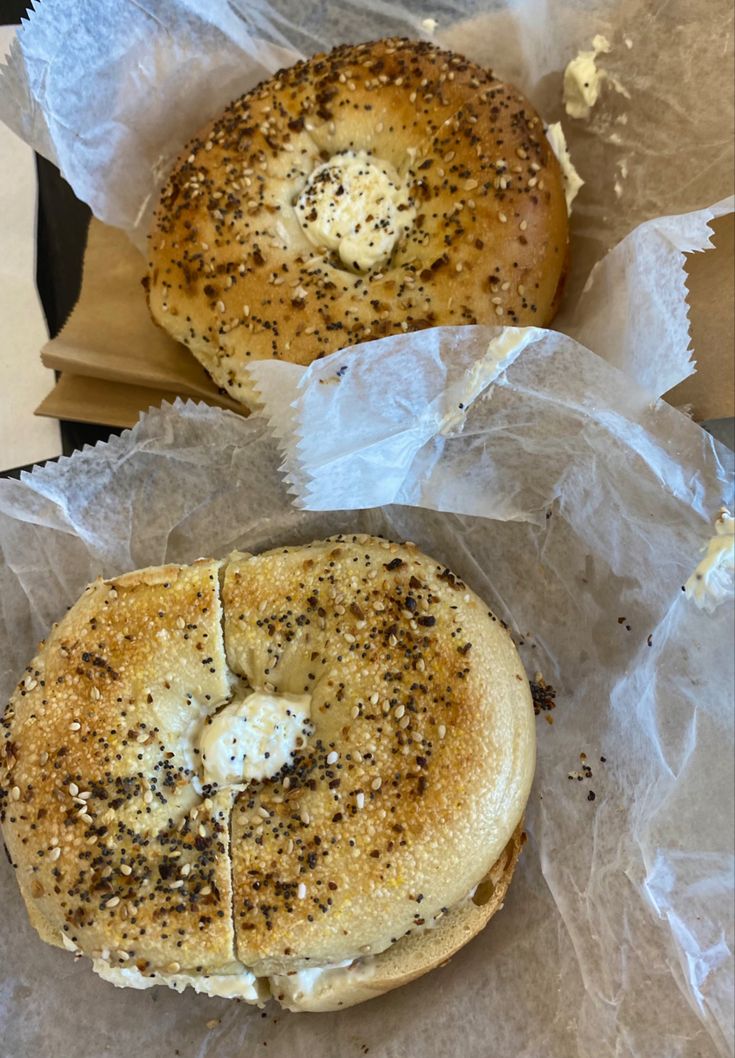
[39,220,243,411]
[36,213,734,427]
[36,372,245,429]
[668,212,735,419]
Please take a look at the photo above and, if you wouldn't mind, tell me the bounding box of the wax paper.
[0,372,732,1058]
[0,0,733,397]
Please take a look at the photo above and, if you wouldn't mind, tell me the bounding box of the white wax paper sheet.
[0,377,733,1058]
[0,0,733,397]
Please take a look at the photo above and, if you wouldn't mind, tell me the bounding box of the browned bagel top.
[147,38,568,406]
[1,537,535,989]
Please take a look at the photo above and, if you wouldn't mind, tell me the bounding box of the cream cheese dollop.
[563,34,612,119]
[199,687,311,787]
[295,150,415,272]
[685,508,735,611]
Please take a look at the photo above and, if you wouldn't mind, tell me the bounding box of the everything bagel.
[1,536,535,1010]
[147,38,568,408]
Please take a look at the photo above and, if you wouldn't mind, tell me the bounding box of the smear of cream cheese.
[439,328,542,435]
[685,509,735,611]
[92,960,268,1002]
[563,34,612,119]
[545,122,584,212]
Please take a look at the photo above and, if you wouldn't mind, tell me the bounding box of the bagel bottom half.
[271,822,525,1012]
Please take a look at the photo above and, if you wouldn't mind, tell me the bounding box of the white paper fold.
[564,196,735,397]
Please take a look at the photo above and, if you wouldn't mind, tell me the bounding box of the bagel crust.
[147,38,568,407]
[1,537,535,1007]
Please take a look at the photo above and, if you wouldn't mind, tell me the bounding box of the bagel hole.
[471,878,496,907]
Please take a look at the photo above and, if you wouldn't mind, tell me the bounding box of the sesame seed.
[297,883,307,900]
[143,790,153,804]
[90,686,101,701]
[49,846,61,861]
[166,962,181,974]
[369,692,380,705]
[371,777,382,791]
[120,864,132,876]
[68,783,79,796]
[105,896,120,909]
[69,721,81,731]
[520,220,528,231]
[356,792,365,810]
[394,704,406,719]
[438,725,447,739]
[10,786,20,801]
[326,751,339,765]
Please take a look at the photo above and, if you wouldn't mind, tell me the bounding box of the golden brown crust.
[0,560,237,976]
[270,822,525,1011]
[223,537,534,975]
[147,38,568,407]
[1,537,535,1001]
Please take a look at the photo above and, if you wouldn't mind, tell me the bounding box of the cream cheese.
[91,960,267,1003]
[685,509,735,611]
[545,122,584,213]
[199,687,311,787]
[270,958,355,1010]
[439,328,542,435]
[563,34,612,119]
[295,150,415,272]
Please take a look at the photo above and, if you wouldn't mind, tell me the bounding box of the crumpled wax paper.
[0,335,733,1058]
[0,0,733,397]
